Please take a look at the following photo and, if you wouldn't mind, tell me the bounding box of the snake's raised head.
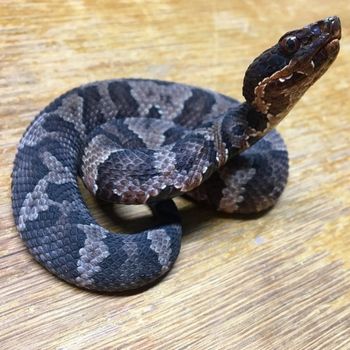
[243,16,341,131]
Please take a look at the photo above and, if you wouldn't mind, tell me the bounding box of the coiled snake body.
[12,17,341,292]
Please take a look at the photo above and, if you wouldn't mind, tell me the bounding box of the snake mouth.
[311,38,340,71]
[281,16,341,78]
[276,39,340,87]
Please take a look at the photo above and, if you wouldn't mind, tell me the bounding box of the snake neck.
[221,102,282,158]
[244,102,288,147]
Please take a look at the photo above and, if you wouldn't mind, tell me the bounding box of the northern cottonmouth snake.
[12,17,341,292]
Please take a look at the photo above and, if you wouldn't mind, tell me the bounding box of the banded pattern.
[12,79,250,292]
[12,16,341,291]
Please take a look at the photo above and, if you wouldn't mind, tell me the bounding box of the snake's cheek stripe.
[12,17,340,292]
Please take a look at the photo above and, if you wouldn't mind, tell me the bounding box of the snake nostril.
[332,19,341,38]
[325,16,341,38]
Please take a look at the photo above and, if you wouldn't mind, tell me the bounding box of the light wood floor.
[1,1,349,349]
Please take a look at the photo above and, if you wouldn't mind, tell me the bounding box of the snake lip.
[310,37,340,72]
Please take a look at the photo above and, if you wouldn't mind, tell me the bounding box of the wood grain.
[1,1,349,349]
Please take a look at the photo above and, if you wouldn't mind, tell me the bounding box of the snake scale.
[12,17,341,292]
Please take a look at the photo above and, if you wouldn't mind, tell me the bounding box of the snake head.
[243,16,341,128]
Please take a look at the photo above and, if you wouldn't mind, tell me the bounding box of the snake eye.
[280,35,300,53]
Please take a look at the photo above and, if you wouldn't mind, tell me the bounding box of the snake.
[11,17,341,292]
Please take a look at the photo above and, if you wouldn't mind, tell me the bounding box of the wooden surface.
[1,1,349,349]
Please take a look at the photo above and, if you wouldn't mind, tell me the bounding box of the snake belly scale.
[11,17,341,292]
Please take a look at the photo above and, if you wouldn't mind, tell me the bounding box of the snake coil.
[12,17,340,292]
